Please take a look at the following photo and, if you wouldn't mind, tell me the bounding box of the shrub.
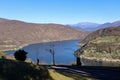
[14,49,27,61]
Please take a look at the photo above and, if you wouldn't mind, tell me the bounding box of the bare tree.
[49,49,55,65]
[46,44,56,65]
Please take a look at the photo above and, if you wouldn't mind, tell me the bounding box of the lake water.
[6,40,80,65]
[5,39,120,66]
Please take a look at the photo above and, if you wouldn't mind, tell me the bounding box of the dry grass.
[49,70,74,80]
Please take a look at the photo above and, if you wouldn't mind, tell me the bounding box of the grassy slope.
[83,36,120,60]
[0,59,52,80]
[49,70,74,80]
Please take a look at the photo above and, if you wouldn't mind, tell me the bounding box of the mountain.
[97,20,120,29]
[75,26,120,63]
[70,20,120,31]
[69,22,100,31]
[81,26,120,43]
[0,18,10,23]
[0,18,88,51]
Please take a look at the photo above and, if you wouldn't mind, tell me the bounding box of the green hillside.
[83,36,120,59]
[75,26,120,62]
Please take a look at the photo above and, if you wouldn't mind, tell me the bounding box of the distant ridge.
[0,18,10,22]
[69,22,100,31]
[69,20,120,31]
[81,26,120,43]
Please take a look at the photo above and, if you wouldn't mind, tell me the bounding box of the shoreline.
[2,39,80,52]
[81,55,120,62]
[80,55,120,67]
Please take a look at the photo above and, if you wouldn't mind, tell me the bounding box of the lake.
[5,39,120,66]
[6,40,80,65]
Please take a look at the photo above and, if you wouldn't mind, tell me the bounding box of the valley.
[0,18,88,51]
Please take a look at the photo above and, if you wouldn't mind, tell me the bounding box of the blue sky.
[0,0,120,24]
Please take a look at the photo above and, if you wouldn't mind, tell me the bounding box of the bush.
[14,49,27,61]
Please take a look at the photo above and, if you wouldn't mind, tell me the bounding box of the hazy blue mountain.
[97,20,120,29]
[69,20,120,31]
[69,22,100,31]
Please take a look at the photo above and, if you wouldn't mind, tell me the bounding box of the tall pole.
[52,50,55,65]
[49,49,55,65]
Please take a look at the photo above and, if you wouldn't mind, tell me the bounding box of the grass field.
[49,70,74,80]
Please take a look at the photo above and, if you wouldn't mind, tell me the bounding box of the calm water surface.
[6,39,119,66]
[6,40,80,65]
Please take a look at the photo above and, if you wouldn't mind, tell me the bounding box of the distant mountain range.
[69,22,100,31]
[0,18,88,51]
[69,21,120,31]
